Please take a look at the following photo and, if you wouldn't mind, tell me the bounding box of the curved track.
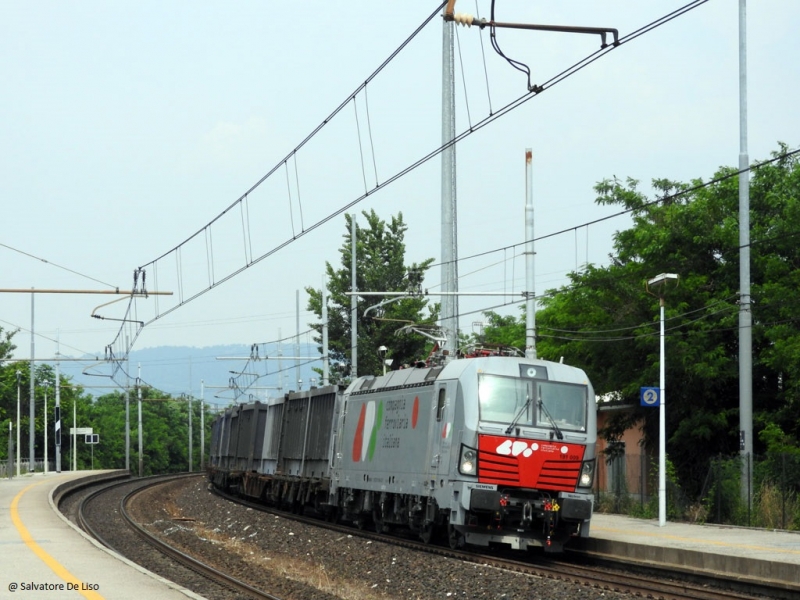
[73,474,282,600]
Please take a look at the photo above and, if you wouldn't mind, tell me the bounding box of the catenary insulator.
[453,13,474,27]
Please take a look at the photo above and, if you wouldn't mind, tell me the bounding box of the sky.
[2,1,799,395]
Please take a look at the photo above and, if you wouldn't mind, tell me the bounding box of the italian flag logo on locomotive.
[351,396,421,462]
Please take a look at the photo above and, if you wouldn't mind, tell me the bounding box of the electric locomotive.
[332,355,595,552]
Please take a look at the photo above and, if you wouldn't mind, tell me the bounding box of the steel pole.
[737,0,753,505]
[55,361,61,473]
[29,290,35,472]
[188,394,193,472]
[16,371,21,477]
[659,298,667,527]
[525,148,536,359]
[200,380,205,471]
[138,364,143,477]
[322,284,329,386]
[351,215,358,379]
[43,385,48,474]
[441,13,459,360]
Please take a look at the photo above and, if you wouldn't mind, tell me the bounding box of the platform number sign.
[640,387,660,407]
[85,434,99,444]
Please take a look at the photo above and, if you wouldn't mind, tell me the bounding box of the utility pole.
[525,149,536,360]
[351,215,358,379]
[187,393,193,472]
[441,5,459,361]
[200,380,205,471]
[296,290,301,390]
[43,381,49,474]
[30,289,35,472]
[738,0,753,505]
[55,354,62,472]
[16,370,21,477]
[137,364,143,477]
[322,283,329,386]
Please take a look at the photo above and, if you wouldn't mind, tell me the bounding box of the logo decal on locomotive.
[352,400,383,462]
[495,440,571,458]
[351,396,421,462]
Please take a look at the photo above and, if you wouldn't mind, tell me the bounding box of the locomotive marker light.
[646,272,679,528]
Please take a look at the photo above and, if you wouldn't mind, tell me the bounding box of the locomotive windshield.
[478,374,587,432]
[537,381,587,432]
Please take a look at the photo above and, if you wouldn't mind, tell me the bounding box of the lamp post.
[16,371,21,477]
[42,380,50,475]
[647,273,679,527]
[378,346,388,375]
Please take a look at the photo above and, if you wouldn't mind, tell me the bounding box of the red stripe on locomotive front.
[477,434,586,491]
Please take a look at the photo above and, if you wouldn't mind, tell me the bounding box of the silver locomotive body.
[331,356,596,552]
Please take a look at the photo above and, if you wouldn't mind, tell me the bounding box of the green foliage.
[0,334,210,474]
[476,145,800,508]
[470,310,525,351]
[477,146,800,503]
[306,210,438,381]
[83,388,211,475]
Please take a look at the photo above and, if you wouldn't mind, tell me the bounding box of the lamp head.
[647,273,679,287]
[646,273,679,298]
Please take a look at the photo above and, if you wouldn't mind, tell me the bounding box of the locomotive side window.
[478,374,532,425]
[436,388,446,422]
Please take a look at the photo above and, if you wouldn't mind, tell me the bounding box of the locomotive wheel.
[419,522,435,544]
[447,524,464,550]
[373,508,387,533]
[325,507,340,523]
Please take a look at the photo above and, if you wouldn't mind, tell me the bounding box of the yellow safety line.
[10,481,106,600]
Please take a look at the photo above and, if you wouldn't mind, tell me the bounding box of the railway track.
[210,486,774,600]
[63,473,777,600]
[70,473,283,600]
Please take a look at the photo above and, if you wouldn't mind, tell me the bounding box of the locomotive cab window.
[536,381,587,432]
[436,388,446,422]
[478,374,532,425]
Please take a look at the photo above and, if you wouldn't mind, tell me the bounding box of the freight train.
[208,354,596,553]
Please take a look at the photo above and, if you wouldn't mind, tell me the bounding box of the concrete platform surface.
[576,512,800,591]
[0,470,203,600]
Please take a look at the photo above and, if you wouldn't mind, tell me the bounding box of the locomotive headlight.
[459,445,478,476]
[578,459,596,488]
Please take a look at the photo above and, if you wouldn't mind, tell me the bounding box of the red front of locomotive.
[445,358,596,552]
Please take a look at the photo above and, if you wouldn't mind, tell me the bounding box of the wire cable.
[107,0,715,361]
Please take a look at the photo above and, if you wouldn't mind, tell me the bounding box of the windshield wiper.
[505,394,532,435]
[537,399,564,440]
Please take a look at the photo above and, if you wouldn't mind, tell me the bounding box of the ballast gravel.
[129,477,640,600]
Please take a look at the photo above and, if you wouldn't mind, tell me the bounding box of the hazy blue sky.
[2,1,798,392]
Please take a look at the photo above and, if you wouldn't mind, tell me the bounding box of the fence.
[596,451,800,530]
[0,460,56,479]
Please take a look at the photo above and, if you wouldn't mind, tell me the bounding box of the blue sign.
[640,387,660,407]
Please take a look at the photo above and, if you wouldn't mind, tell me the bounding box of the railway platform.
[574,512,800,595]
[0,470,202,600]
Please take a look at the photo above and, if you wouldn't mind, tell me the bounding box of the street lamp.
[16,371,21,477]
[378,346,388,375]
[646,272,679,527]
[42,380,51,475]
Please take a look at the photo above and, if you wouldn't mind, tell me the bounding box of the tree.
[476,146,800,498]
[306,210,438,381]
